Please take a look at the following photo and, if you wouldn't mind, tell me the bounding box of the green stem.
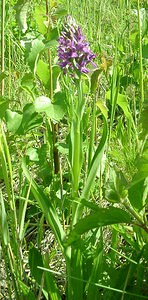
[108,38,119,148]
[72,120,81,196]
[122,199,148,234]
[71,79,83,225]
[47,0,59,174]
[137,0,144,111]
[88,96,96,170]
[1,0,5,96]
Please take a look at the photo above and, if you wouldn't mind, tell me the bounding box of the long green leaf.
[86,239,103,300]
[22,158,66,254]
[69,248,83,300]
[43,255,62,300]
[0,190,9,245]
[66,207,131,246]
[29,245,44,284]
[82,116,108,200]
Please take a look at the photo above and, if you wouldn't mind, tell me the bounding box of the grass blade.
[82,116,108,200]
[22,157,66,254]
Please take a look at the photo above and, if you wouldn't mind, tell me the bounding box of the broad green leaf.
[0,97,9,119]
[46,28,59,41]
[141,8,147,37]
[66,208,131,246]
[129,31,138,45]
[128,179,147,210]
[96,99,108,120]
[133,142,148,183]
[106,91,132,121]
[106,91,137,134]
[44,40,58,50]
[36,60,50,88]
[27,38,45,72]
[79,198,101,212]
[53,8,67,18]
[34,93,66,121]
[34,5,47,35]
[5,109,23,134]
[91,68,102,93]
[105,169,128,203]
[29,245,44,284]
[46,92,66,121]
[117,93,132,121]
[21,103,43,133]
[5,105,43,135]
[128,142,148,210]
[21,73,36,92]
[34,96,51,113]
[14,0,29,33]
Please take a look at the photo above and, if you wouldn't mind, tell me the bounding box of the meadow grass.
[0,0,148,299]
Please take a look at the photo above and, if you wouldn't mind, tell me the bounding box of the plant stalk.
[1,0,5,96]
[122,199,148,234]
[71,78,83,225]
[46,0,59,174]
[137,0,144,111]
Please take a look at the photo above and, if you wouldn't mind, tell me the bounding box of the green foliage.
[0,71,8,81]
[5,104,43,135]
[66,207,131,246]
[5,109,23,134]
[34,92,66,122]
[91,68,102,93]
[36,60,50,88]
[26,38,45,72]
[128,179,147,210]
[0,0,148,299]
[0,190,9,245]
[29,245,44,284]
[0,97,9,119]
[14,0,29,33]
[19,281,36,300]
[105,169,128,203]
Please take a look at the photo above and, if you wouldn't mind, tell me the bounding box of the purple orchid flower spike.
[58,15,96,75]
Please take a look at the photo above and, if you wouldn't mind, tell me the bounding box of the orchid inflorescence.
[58,15,96,75]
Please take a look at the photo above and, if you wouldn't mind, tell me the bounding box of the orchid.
[58,15,96,74]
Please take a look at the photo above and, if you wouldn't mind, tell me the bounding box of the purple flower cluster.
[58,16,96,75]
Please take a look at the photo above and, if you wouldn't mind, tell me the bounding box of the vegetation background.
[0,0,148,299]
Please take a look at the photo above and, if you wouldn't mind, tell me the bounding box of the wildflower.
[58,16,96,75]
